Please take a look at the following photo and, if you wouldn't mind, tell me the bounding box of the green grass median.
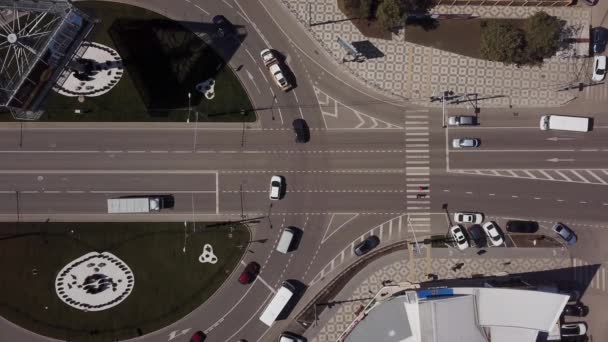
[0,222,249,341]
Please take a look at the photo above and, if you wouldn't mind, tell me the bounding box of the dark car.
[593,27,607,54]
[506,220,539,233]
[468,225,486,248]
[238,261,261,284]
[563,302,588,317]
[190,331,206,342]
[212,15,234,37]
[292,118,310,143]
[354,235,380,256]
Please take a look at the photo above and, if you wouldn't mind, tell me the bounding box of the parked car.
[238,261,261,284]
[292,118,310,143]
[269,175,283,200]
[190,331,206,342]
[563,302,588,317]
[212,15,234,37]
[592,55,606,82]
[279,332,307,342]
[482,221,504,246]
[506,220,539,233]
[450,225,469,250]
[354,235,380,256]
[560,322,587,337]
[552,222,577,245]
[592,27,607,53]
[452,138,480,148]
[448,115,477,126]
[454,212,484,224]
[468,225,486,248]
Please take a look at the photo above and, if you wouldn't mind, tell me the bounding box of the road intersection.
[1,0,607,341]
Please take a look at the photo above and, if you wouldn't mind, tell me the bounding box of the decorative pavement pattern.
[451,168,608,186]
[281,1,592,107]
[310,255,570,342]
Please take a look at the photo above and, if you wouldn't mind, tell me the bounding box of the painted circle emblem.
[55,252,134,311]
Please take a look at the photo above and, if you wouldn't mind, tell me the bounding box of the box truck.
[539,115,590,132]
[107,197,162,213]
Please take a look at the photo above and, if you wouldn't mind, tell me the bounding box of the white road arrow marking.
[168,328,191,341]
[546,137,575,141]
[547,158,575,162]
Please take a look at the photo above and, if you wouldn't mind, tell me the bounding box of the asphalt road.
[1,0,607,341]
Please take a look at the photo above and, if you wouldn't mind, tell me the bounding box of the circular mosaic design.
[55,252,134,312]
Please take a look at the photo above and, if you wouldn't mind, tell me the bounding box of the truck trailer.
[107,197,162,213]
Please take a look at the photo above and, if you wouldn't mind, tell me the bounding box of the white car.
[482,221,504,246]
[452,138,480,148]
[560,322,587,337]
[592,55,606,81]
[453,212,484,224]
[269,175,282,200]
[450,225,469,250]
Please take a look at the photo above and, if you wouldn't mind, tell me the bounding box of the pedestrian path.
[573,258,607,293]
[309,254,570,342]
[451,168,608,185]
[308,214,430,286]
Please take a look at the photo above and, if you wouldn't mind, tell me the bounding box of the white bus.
[259,281,296,326]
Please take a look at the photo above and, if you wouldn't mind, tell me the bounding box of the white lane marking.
[292,89,299,102]
[215,171,219,215]
[278,107,284,124]
[570,170,590,183]
[234,0,271,47]
[221,0,234,8]
[538,170,555,180]
[586,170,607,184]
[298,106,304,119]
[247,69,261,94]
[0,170,219,174]
[245,48,257,64]
[193,4,210,15]
[555,170,573,182]
[450,149,576,152]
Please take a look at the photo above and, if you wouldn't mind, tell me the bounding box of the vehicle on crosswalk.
[450,225,469,250]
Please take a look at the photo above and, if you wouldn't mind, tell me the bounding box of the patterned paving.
[310,255,570,342]
[280,1,592,107]
[451,168,608,185]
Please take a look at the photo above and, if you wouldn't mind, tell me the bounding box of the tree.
[523,11,565,62]
[358,0,373,19]
[480,21,526,65]
[376,0,402,30]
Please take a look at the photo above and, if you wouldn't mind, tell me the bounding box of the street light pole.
[187,92,191,123]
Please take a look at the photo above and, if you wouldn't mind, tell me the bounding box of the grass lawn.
[0,222,249,341]
[37,1,254,122]
[404,19,525,59]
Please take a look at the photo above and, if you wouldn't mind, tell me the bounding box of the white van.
[259,281,296,326]
[276,227,295,254]
[540,115,590,132]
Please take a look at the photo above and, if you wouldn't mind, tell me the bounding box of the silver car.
[452,138,480,148]
[448,115,477,126]
[552,222,576,245]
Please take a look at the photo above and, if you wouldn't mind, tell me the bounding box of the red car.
[190,331,206,342]
[238,262,261,284]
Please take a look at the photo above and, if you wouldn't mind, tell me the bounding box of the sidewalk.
[279,0,592,108]
[304,246,571,342]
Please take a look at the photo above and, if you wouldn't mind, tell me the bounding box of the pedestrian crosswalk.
[452,169,608,185]
[573,258,607,292]
[404,112,431,232]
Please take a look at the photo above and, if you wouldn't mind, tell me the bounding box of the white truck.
[260,49,291,91]
[107,197,162,213]
[540,115,590,132]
